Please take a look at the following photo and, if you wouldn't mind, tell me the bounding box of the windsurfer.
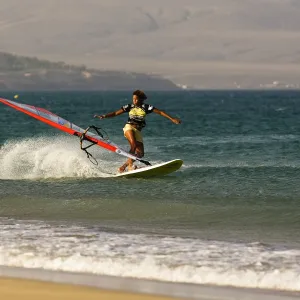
[94,90,181,173]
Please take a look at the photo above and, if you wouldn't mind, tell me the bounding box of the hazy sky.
[1,0,300,87]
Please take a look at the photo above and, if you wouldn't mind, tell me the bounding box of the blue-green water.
[0,91,300,291]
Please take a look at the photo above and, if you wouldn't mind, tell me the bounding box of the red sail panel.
[0,98,117,153]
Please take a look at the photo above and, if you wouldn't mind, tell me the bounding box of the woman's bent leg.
[119,130,137,172]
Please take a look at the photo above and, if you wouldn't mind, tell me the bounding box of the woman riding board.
[94,90,181,173]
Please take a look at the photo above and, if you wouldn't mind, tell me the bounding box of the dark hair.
[133,89,147,101]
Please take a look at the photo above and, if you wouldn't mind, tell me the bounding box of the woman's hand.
[171,117,181,124]
[94,114,106,119]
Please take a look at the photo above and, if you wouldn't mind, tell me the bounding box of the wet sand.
[1,266,300,300]
[0,277,176,300]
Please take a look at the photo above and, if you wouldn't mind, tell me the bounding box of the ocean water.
[0,90,300,291]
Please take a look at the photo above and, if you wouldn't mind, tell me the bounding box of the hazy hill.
[1,0,300,88]
[0,52,179,90]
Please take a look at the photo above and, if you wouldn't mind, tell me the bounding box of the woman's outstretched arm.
[153,108,181,124]
[94,108,125,119]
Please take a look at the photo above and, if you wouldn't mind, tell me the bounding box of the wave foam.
[0,136,121,179]
[1,219,300,292]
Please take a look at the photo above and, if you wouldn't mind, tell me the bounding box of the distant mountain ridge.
[0,52,179,91]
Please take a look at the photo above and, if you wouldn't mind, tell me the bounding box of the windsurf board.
[114,159,183,178]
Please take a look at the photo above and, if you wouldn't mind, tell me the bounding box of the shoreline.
[1,266,300,300]
[0,277,176,300]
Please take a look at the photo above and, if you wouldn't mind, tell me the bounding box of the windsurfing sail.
[0,97,151,166]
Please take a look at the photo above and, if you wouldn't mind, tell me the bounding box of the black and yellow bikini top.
[121,103,155,128]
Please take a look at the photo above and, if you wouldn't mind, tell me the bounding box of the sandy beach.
[1,266,300,300]
[0,277,177,300]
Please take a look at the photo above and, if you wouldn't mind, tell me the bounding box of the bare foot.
[127,165,138,171]
[118,164,127,173]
